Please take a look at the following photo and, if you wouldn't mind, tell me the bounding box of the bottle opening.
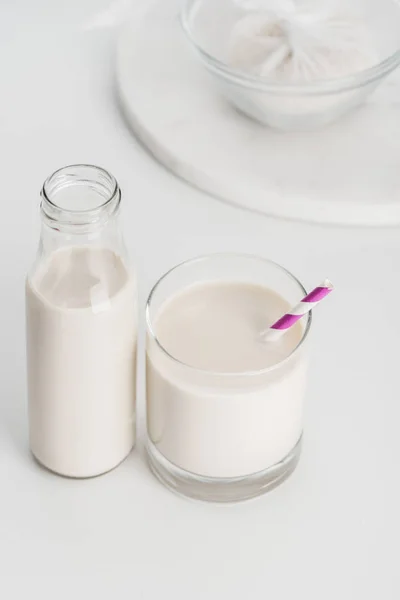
[41,165,120,228]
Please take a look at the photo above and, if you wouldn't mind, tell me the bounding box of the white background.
[0,1,398,598]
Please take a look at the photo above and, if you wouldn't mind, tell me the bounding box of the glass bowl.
[181,0,400,130]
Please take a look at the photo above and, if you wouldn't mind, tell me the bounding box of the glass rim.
[181,0,400,95]
[41,164,120,216]
[146,253,312,377]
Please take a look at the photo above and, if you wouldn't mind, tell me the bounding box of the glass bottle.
[26,165,137,478]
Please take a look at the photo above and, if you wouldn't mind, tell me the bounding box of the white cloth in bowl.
[228,0,378,82]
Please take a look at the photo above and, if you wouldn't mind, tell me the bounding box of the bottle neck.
[40,165,121,235]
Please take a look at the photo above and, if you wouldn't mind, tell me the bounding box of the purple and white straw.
[262,279,334,342]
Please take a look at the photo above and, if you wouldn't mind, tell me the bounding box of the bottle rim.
[41,164,121,230]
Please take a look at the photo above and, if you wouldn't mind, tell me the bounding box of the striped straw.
[261,279,334,342]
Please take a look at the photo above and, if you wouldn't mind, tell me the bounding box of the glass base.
[146,436,302,503]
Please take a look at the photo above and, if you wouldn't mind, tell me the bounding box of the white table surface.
[0,1,398,598]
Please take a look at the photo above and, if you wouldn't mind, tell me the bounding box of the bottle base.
[146,436,302,503]
[31,444,135,479]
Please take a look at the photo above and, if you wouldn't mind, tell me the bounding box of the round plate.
[117,0,400,226]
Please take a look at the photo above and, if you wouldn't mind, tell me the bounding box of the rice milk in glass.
[146,254,311,502]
